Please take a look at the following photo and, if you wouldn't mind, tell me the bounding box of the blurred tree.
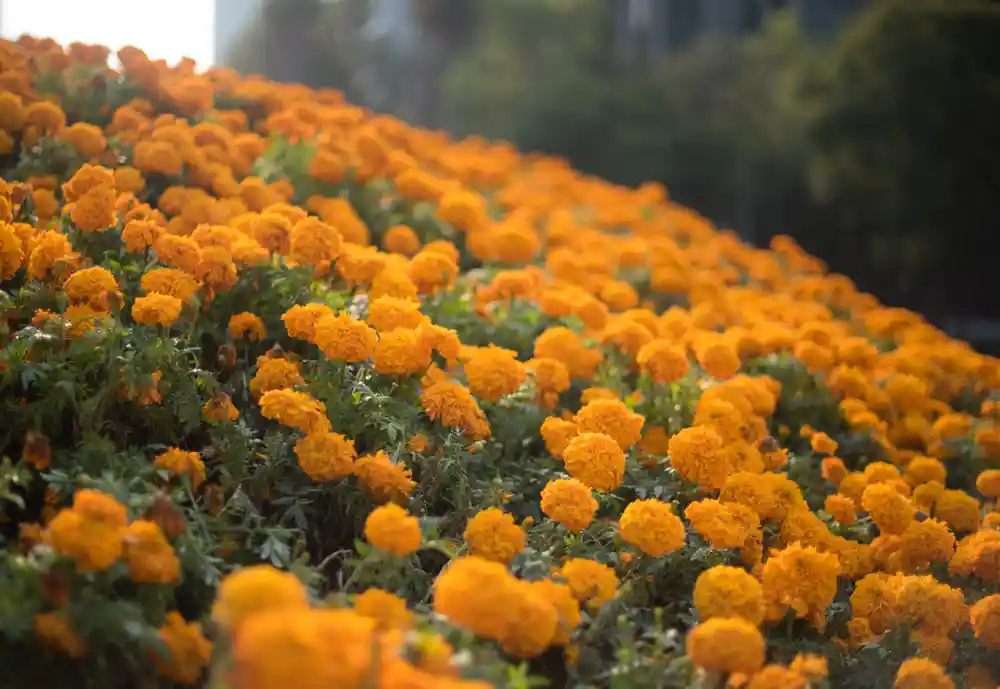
[224,0,372,96]
[806,0,1000,320]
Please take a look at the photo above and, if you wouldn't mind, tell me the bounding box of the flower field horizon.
[1,35,1000,689]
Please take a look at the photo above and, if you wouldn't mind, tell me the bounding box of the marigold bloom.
[212,565,310,634]
[894,658,954,689]
[433,556,517,639]
[499,580,559,659]
[541,417,578,459]
[562,433,625,492]
[124,519,181,584]
[259,389,331,434]
[381,224,421,256]
[132,292,183,326]
[558,558,618,612]
[694,566,764,624]
[63,266,120,305]
[289,216,342,266]
[47,489,128,571]
[373,327,431,375]
[353,588,414,631]
[463,508,525,564]
[314,313,377,362]
[294,432,356,482]
[464,345,526,402]
[534,327,602,380]
[824,494,857,526]
[153,612,212,685]
[121,218,162,253]
[35,613,87,659]
[574,398,645,451]
[686,617,765,675]
[619,499,685,557]
[970,594,1000,649]
[668,425,733,491]
[69,184,117,232]
[204,393,239,422]
[366,295,428,332]
[408,249,458,294]
[282,303,334,342]
[154,234,202,274]
[761,543,840,630]
[0,222,24,280]
[250,357,304,399]
[810,432,838,455]
[685,499,762,551]
[140,268,201,302]
[420,380,491,440]
[934,489,981,533]
[862,483,915,535]
[229,312,266,341]
[364,503,421,556]
[153,448,206,489]
[637,339,690,384]
[540,478,597,532]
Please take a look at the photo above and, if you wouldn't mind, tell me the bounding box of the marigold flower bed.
[1,35,999,689]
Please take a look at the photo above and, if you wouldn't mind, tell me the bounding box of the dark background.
[223,0,1000,351]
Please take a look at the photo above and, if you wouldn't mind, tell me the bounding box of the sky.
[2,0,216,67]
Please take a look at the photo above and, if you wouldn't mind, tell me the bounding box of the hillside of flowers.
[1,35,1000,689]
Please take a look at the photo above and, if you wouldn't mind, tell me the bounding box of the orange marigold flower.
[668,425,733,491]
[121,218,162,253]
[761,543,840,630]
[354,451,415,504]
[153,448,206,489]
[69,184,117,232]
[694,566,764,624]
[353,588,414,631]
[35,612,87,659]
[810,432,838,455]
[540,478,597,532]
[463,507,526,564]
[140,267,201,302]
[367,295,428,332]
[637,339,690,384]
[433,556,517,639]
[132,292,183,326]
[281,303,335,342]
[686,617,765,675]
[574,398,645,451]
[365,503,421,556]
[562,433,625,492]
[420,379,491,440]
[259,389,331,435]
[63,266,120,305]
[373,327,432,376]
[293,432,356,482]
[123,519,181,584]
[229,312,266,341]
[619,498,686,557]
[153,234,202,274]
[152,611,212,685]
[249,356,304,399]
[825,494,857,526]
[558,558,618,612]
[894,658,954,689]
[212,565,310,634]
[47,489,128,572]
[314,312,377,362]
[464,345,526,402]
[203,393,239,422]
[382,224,421,256]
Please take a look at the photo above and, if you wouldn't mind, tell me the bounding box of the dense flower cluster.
[1,33,1000,689]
